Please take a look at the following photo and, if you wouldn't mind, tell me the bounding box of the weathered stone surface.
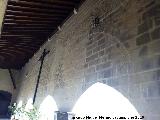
[138,19,153,34]
[88,58,100,66]
[129,84,141,98]
[141,57,153,70]
[153,69,160,81]
[99,50,104,57]
[96,62,111,71]
[97,68,112,79]
[0,69,15,93]
[96,33,104,41]
[98,38,105,45]
[148,40,160,55]
[156,55,160,67]
[86,42,97,51]
[142,5,160,20]
[155,17,160,26]
[148,81,160,97]
[146,115,160,120]
[139,46,148,56]
[86,66,95,74]
[93,46,101,53]
[107,78,119,87]
[136,33,150,46]
[84,63,88,68]
[86,50,92,57]
[85,73,97,83]
[116,62,128,76]
[103,68,112,78]
[86,53,98,62]
[151,27,160,40]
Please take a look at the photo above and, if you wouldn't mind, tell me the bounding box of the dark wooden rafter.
[6,10,67,17]
[3,26,55,29]
[0,0,85,69]
[9,0,76,9]
[2,31,53,34]
[3,23,57,27]
[7,5,71,14]
[5,15,65,21]
[18,0,79,6]
[4,19,60,23]
[0,45,37,53]
[0,37,43,41]
[0,50,25,60]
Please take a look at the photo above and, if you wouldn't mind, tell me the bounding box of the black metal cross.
[33,49,50,104]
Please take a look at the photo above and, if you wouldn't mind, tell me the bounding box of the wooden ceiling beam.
[4,17,62,22]
[0,52,17,60]
[4,21,56,26]
[19,0,78,6]
[0,39,43,44]
[1,35,47,39]
[0,0,83,69]
[8,0,73,10]
[1,37,47,42]
[0,50,32,59]
[4,19,57,23]
[3,42,40,46]
[0,41,42,45]
[4,21,60,25]
[2,30,51,37]
[2,32,51,36]
[1,35,47,41]
[3,26,54,29]
[3,26,55,29]
[0,45,37,53]
[7,5,70,14]
[1,32,50,36]
[0,47,37,56]
[6,10,67,17]
[3,23,57,28]
[6,15,65,20]
[3,29,53,32]
[0,44,41,49]
[1,34,32,37]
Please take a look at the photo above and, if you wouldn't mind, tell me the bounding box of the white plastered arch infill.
[39,95,58,120]
[72,82,140,119]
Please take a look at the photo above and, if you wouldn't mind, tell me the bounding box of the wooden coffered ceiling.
[0,0,84,69]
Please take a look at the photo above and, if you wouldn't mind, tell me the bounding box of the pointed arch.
[72,82,139,118]
[39,95,58,120]
[25,98,33,110]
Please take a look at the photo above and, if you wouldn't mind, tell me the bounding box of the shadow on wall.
[72,83,141,119]
[0,90,12,118]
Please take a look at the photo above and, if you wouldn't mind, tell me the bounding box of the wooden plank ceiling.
[0,0,84,69]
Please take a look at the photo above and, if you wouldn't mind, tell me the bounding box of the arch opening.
[72,83,140,119]
[39,95,58,120]
[0,90,12,118]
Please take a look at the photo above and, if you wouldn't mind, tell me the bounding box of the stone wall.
[0,0,8,34]
[0,69,13,93]
[15,0,160,119]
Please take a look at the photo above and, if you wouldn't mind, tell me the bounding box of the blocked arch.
[39,95,58,120]
[72,83,139,119]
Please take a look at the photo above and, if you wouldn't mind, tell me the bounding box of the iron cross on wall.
[33,49,50,104]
